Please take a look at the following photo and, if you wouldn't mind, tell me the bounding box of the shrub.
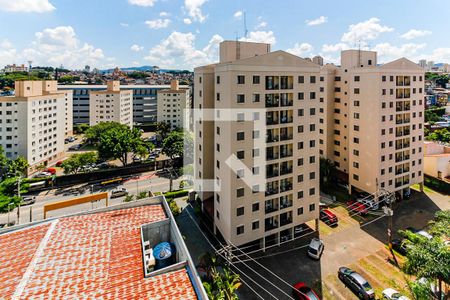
[163,189,188,200]
[124,195,134,202]
[137,191,148,199]
[169,200,181,216]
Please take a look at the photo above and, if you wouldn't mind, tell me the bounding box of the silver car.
[307,238,324,260]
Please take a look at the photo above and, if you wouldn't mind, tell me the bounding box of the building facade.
[0,80,70,173]
[59,84,189,125]
[195,41,321,247]
[89,81,133,127]
[157,80,191,129]
[319,50,425,197]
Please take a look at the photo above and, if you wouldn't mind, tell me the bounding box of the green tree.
[162,131,185,191]
[7,156,29,177]
[85,122,128,144]
[319,157,337,188]
[97,126,142,166]
[203,267,241,300]
[61,152,98,174]
[156,121,171,141]
[73,123,90,134]
[0,145,8,175]
[399,211,450,297]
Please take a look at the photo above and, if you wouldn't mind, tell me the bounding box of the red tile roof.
[0,205,198,300]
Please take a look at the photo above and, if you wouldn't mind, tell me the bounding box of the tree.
[85,122,128,144]
[73,123,90,134]
[203,267,241,300]
[399,211,450,297]
[7,156,29,177]
[61,152,98,174]
[0,145,8,175]
[97,126,142,166]
[319,157,337,188]
[162,131,185,191]
[156,121,171,141]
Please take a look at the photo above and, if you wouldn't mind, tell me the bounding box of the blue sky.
[0,0,449,70]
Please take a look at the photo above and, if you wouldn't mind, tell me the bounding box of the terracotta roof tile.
[0,205,198,300]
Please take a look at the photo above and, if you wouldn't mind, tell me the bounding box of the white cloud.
[305,16,327,26]
[130,44,144,52]
[401,29,431,40]
[372,42,426,62]
[0,40,18,67]
[145,18,171,29]
[234,10,243,19]
[184,0,208,23]
[17,26,111,69]
[255,21,267,29]
[286,43,313,57]
[240,31,276,45]
[159,11,170,17]
[0,0,55,13]
[183,18,192,25]
[144,31,223,69]
[321,43,350,53]
[128,0,156,7]
[425,48,450,63]
[120,22,129,27]
[341,17,393,44]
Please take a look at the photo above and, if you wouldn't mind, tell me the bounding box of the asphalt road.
[0,170,182,225]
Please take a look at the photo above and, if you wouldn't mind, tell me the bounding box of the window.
[310,108,316,115]
[298,109,304,116]
[298,174,304,182]
[237,94,245,103]
[253,94,260,102]
[237,225,244,235]
[353,174,359,181]
[298,76,304,83]
[216,211,220,219]
[216,126,220,135]
[309,140,315,148]
[237,188,245,197]
[310,124,315,132]
[309,203,316,212]
[297,207,304,215]
[309,156,315,163]
[309,172,315,180]
[354,113,360,119]
[354,76,360,82]
[216,160,220,169]
[310,76,316,83]
[252,221,259,230]
[237,207,245,216]
[237,150,245,159]
[236,169,244,178]
[297,191,304,199]
[253,75,260,84]
[237,75,245,84]
[298,92,304,100]
[298,158,303,166]
[216,93,220,101]
[354,125,359,131]
[298,125,304,133]
[237,132,245,140]
[216,76,220,84]
[252,148,260,157]
[216,143,220,152]
[354,100,360,106]
[354,88,360,94]
[382,75,386,82]
[252,203,259,212]
[310,92,316,100]
[353,162,359,168]
[298,142,304,149]
[309,188,315,196]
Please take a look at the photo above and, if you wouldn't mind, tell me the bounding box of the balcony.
[280,161,293,175]
[265,199,279,214]
[266,148,279,161]
[265,217,279,231]
[267,170,279,178]
[280,196,293,209]
[280,150,293,158]
[280,178,293,192]
[265,94,280,108]
[266,134,279,143]
[280,93,293,106]
[280,212,293,226]
[280,76,294,90]
[265,185,279,196]
[280,111,293,124]
[266,112,279,125]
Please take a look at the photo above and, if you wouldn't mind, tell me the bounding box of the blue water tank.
[153,242,176,270]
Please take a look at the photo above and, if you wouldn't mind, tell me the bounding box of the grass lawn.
[411,183,435,193]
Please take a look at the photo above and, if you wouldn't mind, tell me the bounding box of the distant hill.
[100,66,191,73]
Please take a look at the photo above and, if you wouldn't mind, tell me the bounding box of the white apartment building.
[0,81,70,173]
[195,41,320,247]
[157,80,191,129]
[320,50,425,197]
[3,64,28,73]
[89,81,133,127]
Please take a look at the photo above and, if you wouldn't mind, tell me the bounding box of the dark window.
[237,207,245,216]
[237,150,245,159]
[237,188,244,197]
[216,76,220,84]
[237,75,245,84]
[237,225,244,235]
[310,76,316,84]
[253,75,260,84]
[298,76,304,83]
[298,92,304,100]
[237,132,245,140]
[252,202,259,212]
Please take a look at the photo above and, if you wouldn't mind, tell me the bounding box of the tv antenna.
[243,11,248,39]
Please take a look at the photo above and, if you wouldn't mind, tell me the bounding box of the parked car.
[382,288,410,300]
[338,267,375,299]
[405,227,432,239]
[307,238,324,260]
[45,168,56,175]
[347,200,369,215]
[21,196,36,206]
[34,171,52,178]
[55,160,64,167]
[64,136,75,144]
[68,144,82,151]
[133,156,143,163]
[357,197,379,210]
[110,188,128,198]
[96,162,112,169]
[292,282,320,300]
[320,209,338,226]
[391,238,411,256]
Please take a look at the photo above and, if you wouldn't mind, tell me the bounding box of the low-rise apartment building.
[319,50,425,197]
[0,80,71,173]
[89,81,133,127]
[195,41,320,247]
[157,80,191,129]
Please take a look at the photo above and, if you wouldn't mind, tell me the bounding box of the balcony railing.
[266,119,279,125]
[280,116,293,124]
[265,187,279,196]
[280,134,293,141]
[280,183,293,192]
[280,167,293,175]
[280,201,293,209]
[266,152,279,160]
[280,218,293,227]
[267,170,279,178]
[265,205,279,214]
[265,99,279,108]
[265,220,279,231]
[280,100,293,107]
[266,135,279,143]
[280,151,293,158]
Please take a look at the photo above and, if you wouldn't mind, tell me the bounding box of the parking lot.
[177,188,449,300]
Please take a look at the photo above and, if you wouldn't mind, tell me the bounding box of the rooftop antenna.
[243,11,248,39]
[357,40,362,67]
[27,60,32,79]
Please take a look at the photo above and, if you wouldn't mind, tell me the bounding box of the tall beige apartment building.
[157,79,191,129]
[319,50,424,197]
[195,41,321,247]
[89,81,133,127]
[0,80,72,173]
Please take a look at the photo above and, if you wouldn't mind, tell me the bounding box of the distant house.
[424,141,450,181]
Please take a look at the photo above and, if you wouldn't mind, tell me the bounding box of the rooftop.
[0,197,205,299]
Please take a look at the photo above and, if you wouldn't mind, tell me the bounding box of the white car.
[357,197,379,210]
[110,188,129,198]
[382,288,410,300]
[34,172,52,178]
[307,238,324,260]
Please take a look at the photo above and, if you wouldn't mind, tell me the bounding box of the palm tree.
[202,267,241,300]
[320,157,336,187]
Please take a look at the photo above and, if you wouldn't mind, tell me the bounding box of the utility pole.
[382,189,398,266]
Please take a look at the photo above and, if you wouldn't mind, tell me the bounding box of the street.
[0,170,182,225]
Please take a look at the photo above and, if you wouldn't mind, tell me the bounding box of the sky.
[0,0,449,70]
